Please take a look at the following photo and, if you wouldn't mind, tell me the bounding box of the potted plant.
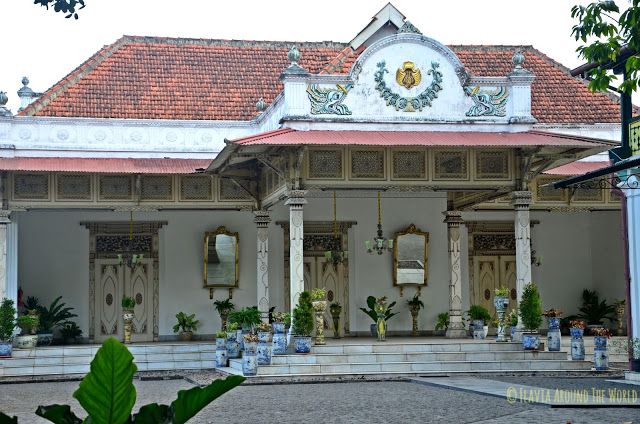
[215,330,228,367]
[519,283,543,350]
[467,305,491,339]
[271,312,288,355]
[256,322,272,365]
[0,298,17,358]
[543,308,563,352]
[508,308,519,341]
[329,302,342,339]
[311,288,327,345]
[494,287,509,342]
[242,332,259,376]
[229,306,262,332]
[611,337,640,372]
[435,312,449,336]
[15,312,39,349]
[37,296,78,346]
[121,296,136,344]
[213,298,234,331]
[172,312,199,341]
[359,295,397,338]
[569,320,586,360]
[226,322,240,359]
[292,291,314,353]
[614,299,626,336]
[592,326,611,371]
[60,321,82,344]
[407,293,424,337]
[577,289,615,334]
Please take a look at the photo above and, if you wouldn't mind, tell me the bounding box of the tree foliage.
[33,0,85,19]
[571,0,640,93]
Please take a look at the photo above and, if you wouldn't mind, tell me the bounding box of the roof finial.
[288,45,301,66]
[512,49,526,70]
[256,98,267,112]
[17,76,38,112]
[0,91,11,117]
[21,77,29,87]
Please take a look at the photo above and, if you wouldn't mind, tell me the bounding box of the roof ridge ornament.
[288,45,301,65]
[281,45,310,78]
[0,91,11,117]
[509,49,533,76]
[256,98,267,112]
[397,20,422,35]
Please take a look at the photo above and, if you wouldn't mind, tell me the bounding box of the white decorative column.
[254,210,271,321]
[512,191,533,340]
[285,190,306,339]
[0,211,11,302]
[622,175,640,339]
[444,211,466,338]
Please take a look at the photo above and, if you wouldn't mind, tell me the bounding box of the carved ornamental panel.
[573,187,604,202]
[219,178,251,201]
[433,150,468,180]
[141,175,173,200]
[475,151,509,180]
[350,149,385,179]
[308,149,343,179]
[13,173,49,200]
[56,174,92,200]
[180,175,213,201]
[392,150,426,179]
[99,175,133,200]
[536,176,567,202]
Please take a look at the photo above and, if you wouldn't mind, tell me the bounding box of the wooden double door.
[471,255,517,316]
[303,256,347,337]
[95,259,154,342]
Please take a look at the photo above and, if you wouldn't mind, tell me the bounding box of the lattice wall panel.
[392,150,426,179]
[180,175,212,201]
[434,151,468,180]
[13,173,49,200]
[219,178,252,201]
[308,149,343,179]
[535,177,566,202]
[57,174,92,200]
[573,187,604,202]
[351,150,385,179]
[475,151,509,180]
[140,176,173,200]
[99,175,133,200]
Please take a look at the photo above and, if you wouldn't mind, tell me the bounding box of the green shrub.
[520,283,543,331]
[292,291,314,336]
[467,305,491,323]
[0,298,16,341]
[172,312,199,333]
[121,296,135,309]
[435,312,449,332]
[38,296,78,333]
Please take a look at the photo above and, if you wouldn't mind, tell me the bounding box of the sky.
[0,0,628,112]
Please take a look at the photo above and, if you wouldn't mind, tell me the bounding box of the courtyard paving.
[1,377,640,423]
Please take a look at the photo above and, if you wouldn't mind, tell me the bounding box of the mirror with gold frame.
[203,226,239,288]
[393,224,429,286]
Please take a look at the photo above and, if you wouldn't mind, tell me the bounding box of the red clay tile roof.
[20,37,628,124]
[0,157,211,173]
[544,160,611,175]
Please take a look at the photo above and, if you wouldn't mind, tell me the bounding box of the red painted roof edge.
[0,157,211,174]
[230,128,296,145]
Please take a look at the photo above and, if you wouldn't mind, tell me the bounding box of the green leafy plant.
[0,298,17,341]
[215,331,226,339]
[359,296,398,323]
[435,312,449,332]
[24,296,41,311]
[494,287,509,298]
[226,322,238,332]
[292,291,314,336]
[121,296,135,310]
[311,287,326,301]
[172,312,199,334]
[467,305,491,324]
[0,337,245,423]
[508,309,519,327]
[213,298,234,315]
[17,315,39,335]
[228,307,261,329]
[407,294,424,310]
[519,283,543,331]
[243,332,259,343]
[60,322,82,342]
[37,296,78,333]
[577,289,615,325]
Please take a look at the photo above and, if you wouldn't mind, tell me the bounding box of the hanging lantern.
[324,191,348,268]
[365,191,393,255]
[118,211,144,268]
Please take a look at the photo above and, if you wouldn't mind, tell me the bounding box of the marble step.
[269,350,568,364]
[311,342,526,354]
[227,358,594,376]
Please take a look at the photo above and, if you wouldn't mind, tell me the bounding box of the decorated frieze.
[464,86,509,117]
[374,60,443,112]
[306,84,353,115]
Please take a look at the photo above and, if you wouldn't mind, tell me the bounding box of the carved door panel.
[303,257,345,337]
[499,256,518,307]
[95,260,123,342]
[127,259,154,342]
[472,256,499,316]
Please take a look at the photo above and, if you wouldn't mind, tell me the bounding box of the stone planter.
[123,309,134,344]
[179,331,193,342]
[546,317,561,352]
[376,315,386,342]
[570,327,585,360]
[37,333,54,346]
[331,315,340,339]
[410,308,420,337]
[257,332,272,365]
[616,304,626,336]
[14,335,38,349]
[0,341,12,358]
[312,300,327,346]
[493,296,509,342]
[294,336,311,354]
[226,332,240,359]
[215,338,227,367]
[594,336,609,371]
[522,332,540,350]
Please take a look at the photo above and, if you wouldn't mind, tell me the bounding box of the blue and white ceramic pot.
[238,329,245,351]
[244,341,258,355]
[242,352,257,376]
[0,341,12,358]
[37,333,54,346]
[522,333,540,350]
[510,326,517,341]
[294,336,311,354]
[547,318,561,352]
[215,347,228,368]
[272,332,287,355]
[257,332,272,365]
[570,328,585,360]
[14,335,38,349]
[226,332,240,359]
[594,336,608,371]
[215,337,226,350]
[472,320,485,340]
[272,322,285,334]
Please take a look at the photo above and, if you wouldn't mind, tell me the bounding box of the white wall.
[15,203,625,338]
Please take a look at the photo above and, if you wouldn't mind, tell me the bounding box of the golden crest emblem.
[396,61,422,89]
